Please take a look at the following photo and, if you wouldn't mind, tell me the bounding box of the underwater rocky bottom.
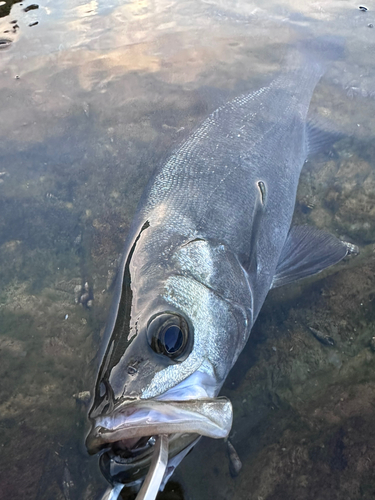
[0,132,374,500]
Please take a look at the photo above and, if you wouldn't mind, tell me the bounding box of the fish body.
[86,39,349,490]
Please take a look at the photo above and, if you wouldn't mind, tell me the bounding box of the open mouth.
[98,432,200,486]
[86,397,233,485]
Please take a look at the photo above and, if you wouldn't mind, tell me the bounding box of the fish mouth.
[86,397,232,485]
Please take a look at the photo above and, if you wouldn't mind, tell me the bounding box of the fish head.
[86,231,253,485]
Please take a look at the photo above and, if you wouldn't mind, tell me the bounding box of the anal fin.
[272,225,355,288]
[306,118,344,157]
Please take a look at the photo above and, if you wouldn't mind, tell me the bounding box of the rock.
[73,391,91,404]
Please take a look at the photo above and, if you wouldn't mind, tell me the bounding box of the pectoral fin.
[272,225,354,288]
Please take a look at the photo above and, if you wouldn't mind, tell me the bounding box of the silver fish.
[86,37,351,493]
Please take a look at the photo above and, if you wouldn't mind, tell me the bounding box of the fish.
[86,36,352,494]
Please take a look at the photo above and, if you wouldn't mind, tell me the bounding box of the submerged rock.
[227,440,242,477]
[73,391,91,404]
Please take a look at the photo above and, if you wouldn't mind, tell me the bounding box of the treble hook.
[136,434,169,500]
[100,434,169,500]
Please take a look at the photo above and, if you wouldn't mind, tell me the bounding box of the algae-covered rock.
[297,152,375,245]
[326,157,375,243]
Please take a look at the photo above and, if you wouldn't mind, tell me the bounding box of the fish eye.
[148,313,190,360]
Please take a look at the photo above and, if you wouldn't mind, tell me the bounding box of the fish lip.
[86,396,233,456]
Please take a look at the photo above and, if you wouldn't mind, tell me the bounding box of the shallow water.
[0,1,375,499]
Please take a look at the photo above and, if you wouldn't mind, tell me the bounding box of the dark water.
[0,1,375,499]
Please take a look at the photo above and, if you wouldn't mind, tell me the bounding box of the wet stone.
[227,440,242,477]
[0,38,12,49]
[308,327,335,346]
[23,3,38,11]
[73,391,91,404]
[323,157,375,244]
